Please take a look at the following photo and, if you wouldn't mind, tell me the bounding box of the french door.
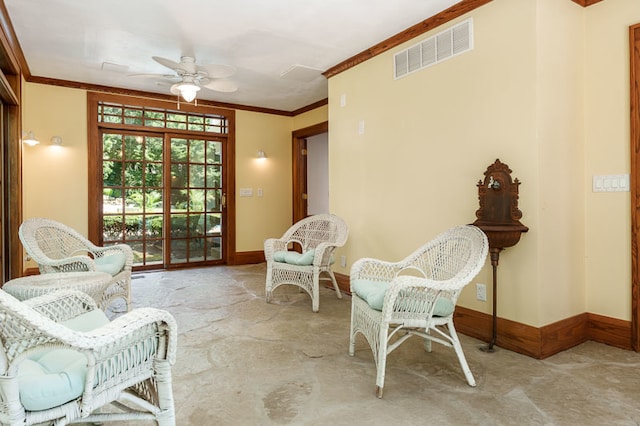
[100,131,227,269]
[166,134,225,266]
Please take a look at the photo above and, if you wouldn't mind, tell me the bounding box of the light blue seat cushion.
[273,249,316,266]
[18,350,88,411]
[351,279,455,316]
[17,309,110,411]
[94,252,126,276]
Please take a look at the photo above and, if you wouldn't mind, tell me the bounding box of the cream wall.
[22,84,89,231]
[584,0,640,320]
[235,105,329,250]
[21,83,327,262]
[235,110,293,251]
[21,83,88,270]
[327,0,607,327]
[292,105,328,130]
[535,0,586,324]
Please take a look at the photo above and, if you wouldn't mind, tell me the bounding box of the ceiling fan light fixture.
[176,82,200,102]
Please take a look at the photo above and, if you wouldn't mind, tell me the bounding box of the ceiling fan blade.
[129,72,178,79]
[198,64,235,79]
[152,56,188,73]
[202,79,238,93]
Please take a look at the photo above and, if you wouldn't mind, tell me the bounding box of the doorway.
[305,132,329,215]
[292,121,329,223]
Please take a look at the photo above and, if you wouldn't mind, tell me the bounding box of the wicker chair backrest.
[285,214,348,251]
[20,218,93,262]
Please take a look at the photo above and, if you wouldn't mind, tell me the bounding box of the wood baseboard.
[233,251,265,265]
[22,267,40,276]
[587,312,632,351]
[454,306,632,358]
[335,272,350,294]
[332,273,633,356]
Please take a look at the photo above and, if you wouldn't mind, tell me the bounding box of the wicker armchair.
[19,218,133,312]
[349,225,488,398]
[264,214,349,312]
[0,288,177,425]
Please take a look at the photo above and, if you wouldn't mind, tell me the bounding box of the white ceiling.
[4,0,461,112]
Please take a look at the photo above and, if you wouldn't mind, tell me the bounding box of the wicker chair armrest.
[311,242,340,265]
[22,289,98,323]
[381,275,459,319]
[389,275,462,292]
[38,254,96,272]
[81,307,178,363]
[264,238,289,260]
[9,307,176,364]
[350,257,403,283]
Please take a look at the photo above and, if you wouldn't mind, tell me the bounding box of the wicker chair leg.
[155,361,176,426]
[447,321,476,387]
[327,270,343,299]
[424,330,433,353]
[348,308,357,356]
[375,328,389,398]
[311,272,320,312]
[265,269,273,303]
[375,385,384,399]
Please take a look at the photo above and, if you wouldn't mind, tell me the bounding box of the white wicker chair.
[349,225,488,398]
[19,218,133,312]
[264,214,349,312]
[0,288,177,425]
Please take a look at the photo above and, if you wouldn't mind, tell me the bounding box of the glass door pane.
[168,136,224,265]
[102,132,164,267]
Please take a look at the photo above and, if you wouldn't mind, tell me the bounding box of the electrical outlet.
[476,283,487,302]
[340,255,347,268]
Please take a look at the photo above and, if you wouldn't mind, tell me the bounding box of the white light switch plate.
[239,188,253,197]
[592,174,629,192]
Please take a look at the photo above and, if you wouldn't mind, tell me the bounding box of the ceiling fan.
[134,56,238,102]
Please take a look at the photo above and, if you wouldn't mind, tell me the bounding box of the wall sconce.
[256,150,267,159]
[23,131,39,146]
[50,136,63,146]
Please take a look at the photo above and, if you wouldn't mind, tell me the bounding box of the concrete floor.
[123,264,640,425]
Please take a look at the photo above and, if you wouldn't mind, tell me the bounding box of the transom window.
[97,102,228,133]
